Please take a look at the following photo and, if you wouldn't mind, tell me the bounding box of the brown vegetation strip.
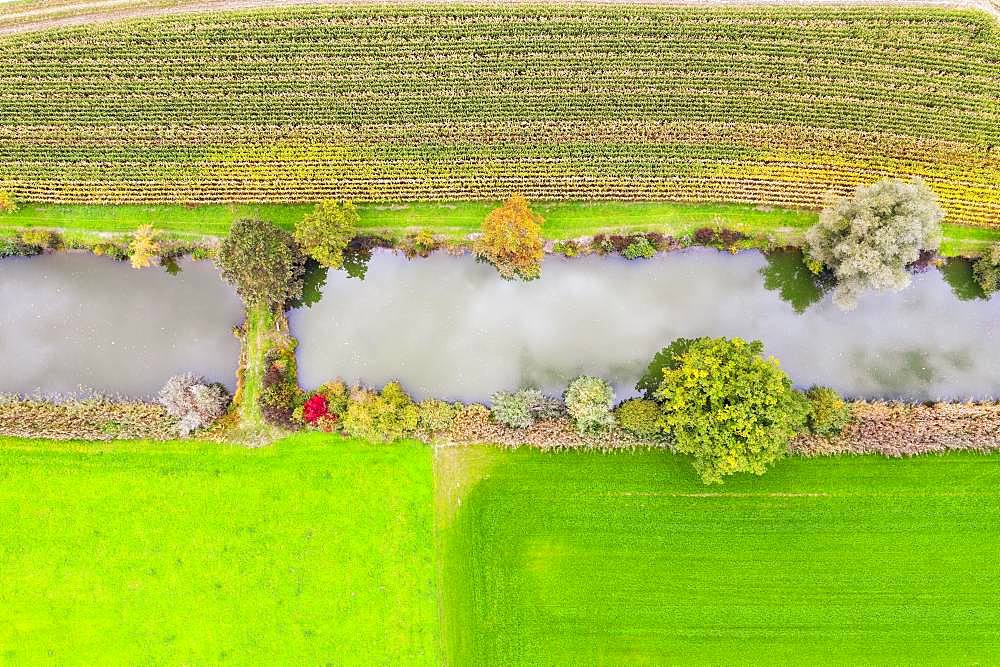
[0,398,177,440]
[792,401,1000,457]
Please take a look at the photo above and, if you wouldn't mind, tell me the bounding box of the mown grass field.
[437,446,1000,665]
[2,201,998,255]
[0,436,438,665]
[0,6,997,226]
[3,436,999,663]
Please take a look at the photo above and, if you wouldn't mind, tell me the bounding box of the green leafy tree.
[652,337,808,484]
[475,195,544,280]
[972,242,1000,295]
[804,177,944,310]
[635,337,698,398]
[294,200,359,269]
[217,218,305,308]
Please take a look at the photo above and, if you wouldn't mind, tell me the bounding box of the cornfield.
[0,6,998,224]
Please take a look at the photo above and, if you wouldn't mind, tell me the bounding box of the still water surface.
[290,249,1000,402]
[0,253,243,397]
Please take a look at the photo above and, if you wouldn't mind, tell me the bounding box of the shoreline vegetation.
[3,191,1000,471]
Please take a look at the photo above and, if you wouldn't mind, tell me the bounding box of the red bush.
[303,394,329,423]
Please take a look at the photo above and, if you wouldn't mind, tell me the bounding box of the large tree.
[475,195,544,280]
[217,218,306,308]
[651,337,808,484]
[805,177,944,310]
[294,200,359,269]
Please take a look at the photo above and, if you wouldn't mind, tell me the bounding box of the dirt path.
[1,0,997,35]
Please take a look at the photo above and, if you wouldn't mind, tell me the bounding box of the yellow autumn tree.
[129,224,162,269]
[475,195,544,280]
[0,191,16,213]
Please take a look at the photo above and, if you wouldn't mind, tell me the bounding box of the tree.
[563,376,615,434]
[614,398,661,438]
[804,177,944,310]
[158,373,231,436]
[342,382,420,443]
[475,195,544,280]
[128,224,162,269]
[652,337,808,484]
[0,191,16,213]
[972,242,1000,296]
[217,218,306,308]
[294,200,359,269]
[635,337,698,398]
[490,388,563,428]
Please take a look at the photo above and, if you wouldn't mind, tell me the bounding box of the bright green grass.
[438,446,1000,665]
[3,201,995,256]
[0,200,807,240]
[0,435,438,665]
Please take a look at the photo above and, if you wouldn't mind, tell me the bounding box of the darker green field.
[438,447,1000,665]
[0,436,438,664]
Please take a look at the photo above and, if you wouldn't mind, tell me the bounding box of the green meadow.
[2,437,999,664]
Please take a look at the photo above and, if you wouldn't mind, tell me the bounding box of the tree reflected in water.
[759,249,830,313]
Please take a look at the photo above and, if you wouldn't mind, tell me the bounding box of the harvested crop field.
[437,445,1000,664]
[0,5,997,226]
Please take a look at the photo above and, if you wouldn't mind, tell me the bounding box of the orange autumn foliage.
[475,195,544,280]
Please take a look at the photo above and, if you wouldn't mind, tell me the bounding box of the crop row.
[0,5,997,223]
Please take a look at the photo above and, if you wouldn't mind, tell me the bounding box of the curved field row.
[0,6,997,224]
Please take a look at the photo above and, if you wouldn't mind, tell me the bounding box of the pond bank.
[290,248,1000,403]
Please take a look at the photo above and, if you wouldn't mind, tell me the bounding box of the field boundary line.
[1,0,997,36]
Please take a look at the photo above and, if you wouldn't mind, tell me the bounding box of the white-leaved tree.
[158,373,230,436]
[805,177,944,310]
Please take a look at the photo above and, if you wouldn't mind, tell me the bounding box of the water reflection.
[289,248,1000,402]
[0,254,243,397]
[940,257,987,301]
[759,249,831,313]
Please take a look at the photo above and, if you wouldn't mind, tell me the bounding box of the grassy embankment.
[2,201,997,256]
[437,445,1000,665]
[0,435,438,664]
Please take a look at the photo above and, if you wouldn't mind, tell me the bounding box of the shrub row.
[0,394,177,440]
[791,401,1000,457]
[0,226,214,265]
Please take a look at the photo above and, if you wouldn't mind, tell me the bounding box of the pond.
[0,253,243,397]
[290,249,1000,402]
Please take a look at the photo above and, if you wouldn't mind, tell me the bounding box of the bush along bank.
[292,338,852,485]
[0,179,977,277]
[3,189,997,463]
